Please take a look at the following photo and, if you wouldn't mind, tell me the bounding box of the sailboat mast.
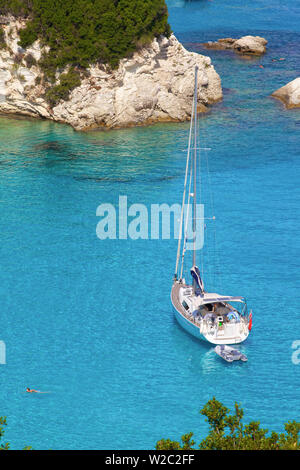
[174,98,194,280]
[193,66,198,270]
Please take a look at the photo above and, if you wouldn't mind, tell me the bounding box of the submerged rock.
[0,18,222,131]
[202,35,267,56]
[272,78,300,109]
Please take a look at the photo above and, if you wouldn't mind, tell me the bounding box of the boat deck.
[171,282,199,325]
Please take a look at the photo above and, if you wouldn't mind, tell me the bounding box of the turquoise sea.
[0,1,299,449]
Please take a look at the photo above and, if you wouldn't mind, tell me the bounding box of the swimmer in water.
[25,388,51,394]
[26,388,39,393]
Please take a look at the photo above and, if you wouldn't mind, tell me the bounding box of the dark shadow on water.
[73,173,181,184]
[34,141,66,152]
[222,87,237,96]
[156,175,178,181]
[74,175,134,183]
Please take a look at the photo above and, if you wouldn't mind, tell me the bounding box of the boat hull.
[172,304,204,341]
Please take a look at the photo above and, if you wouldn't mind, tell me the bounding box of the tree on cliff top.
[0,1,171,105]
[0,0,171,71]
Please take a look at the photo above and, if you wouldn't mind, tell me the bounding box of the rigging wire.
[174,96,194,279]
[199,106,224,293]
[179,151,194,280]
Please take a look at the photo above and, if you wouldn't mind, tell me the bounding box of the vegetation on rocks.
[0,0,171,105]
[0,27,5,48]
[156,397,300,450]
[24,52,37,68]
[45,68,81,107]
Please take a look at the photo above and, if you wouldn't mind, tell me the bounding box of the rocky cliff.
[0,17,222,131]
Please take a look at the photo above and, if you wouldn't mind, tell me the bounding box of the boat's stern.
[171,282,252,346]
[201,312,251,345]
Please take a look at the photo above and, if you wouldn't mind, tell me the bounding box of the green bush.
[45,68,81,106]
[156,397,300,450]
[1,0,171,107]
[24,52,37,68]
[0,1,31,17]
[19,21,38,48]
[0,27,6,48]
[1,0,171,70]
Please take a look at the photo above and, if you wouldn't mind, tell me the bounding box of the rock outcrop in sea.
[0,17,222,131]
[272,78,300,109]
[202,36,267,56]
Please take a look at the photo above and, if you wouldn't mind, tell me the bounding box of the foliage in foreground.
[0,416,32,450]
[156,397,300,450]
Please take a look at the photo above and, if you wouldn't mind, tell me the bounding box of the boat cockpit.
[192,299,248,326]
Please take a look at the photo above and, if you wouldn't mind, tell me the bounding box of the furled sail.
[190,265,204,293]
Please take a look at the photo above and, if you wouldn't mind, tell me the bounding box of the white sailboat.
[171,66,252,345]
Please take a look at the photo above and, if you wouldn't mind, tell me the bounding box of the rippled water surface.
[0,1,299,449]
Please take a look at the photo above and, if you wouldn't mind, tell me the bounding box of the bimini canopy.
[198,293,245,305]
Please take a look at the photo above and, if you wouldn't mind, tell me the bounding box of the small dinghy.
[214,345,247,362]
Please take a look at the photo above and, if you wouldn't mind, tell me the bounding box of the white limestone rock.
[0,18,223,131]
[203,35,267,56]
[272,78,300,109]
[233,36,267,55]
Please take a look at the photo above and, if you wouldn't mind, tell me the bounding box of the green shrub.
[19,22,38,48]
[1,0,171,107]
[0,27,6,48]
[1,0,171,71]
[24,52,37,68]
[0,1,31,17]
[156,398,300,451]
[45,68,81,106]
